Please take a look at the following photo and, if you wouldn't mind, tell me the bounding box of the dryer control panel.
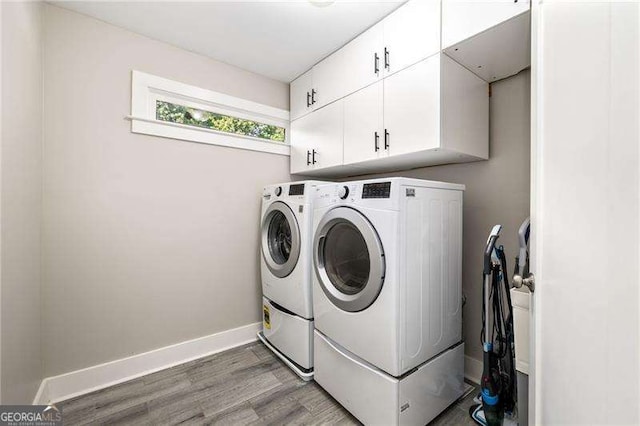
[362,182,391,199]
[313,180,408,211]
[312,178,463,212]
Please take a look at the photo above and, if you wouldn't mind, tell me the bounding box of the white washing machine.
[312,178,466,425]
[259,180,328,380]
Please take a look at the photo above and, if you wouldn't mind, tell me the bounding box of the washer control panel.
[288,184,305,196]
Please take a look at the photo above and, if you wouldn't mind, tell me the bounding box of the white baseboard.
[32,380,50,406]
[33,322,261,405]
[464,355,482,385]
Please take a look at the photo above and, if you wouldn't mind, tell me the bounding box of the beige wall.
[350,70,531,362]
[42,5,290,377]
[1,1,44,403]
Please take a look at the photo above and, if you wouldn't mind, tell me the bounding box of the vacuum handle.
[483,225,502,275]
[516,217,531,277]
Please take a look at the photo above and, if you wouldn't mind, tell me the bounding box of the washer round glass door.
[314,207,385,312]
[262,201,300,278]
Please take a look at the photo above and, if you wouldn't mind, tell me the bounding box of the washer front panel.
[262,201,301,278]
[314,207,385,312]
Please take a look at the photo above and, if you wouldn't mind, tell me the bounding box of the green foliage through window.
[156,101,286,142]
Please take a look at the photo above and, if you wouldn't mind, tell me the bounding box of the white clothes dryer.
[312,178,466,425]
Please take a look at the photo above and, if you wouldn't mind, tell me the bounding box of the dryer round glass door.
[262,201,300,278]
[314,207,385,312]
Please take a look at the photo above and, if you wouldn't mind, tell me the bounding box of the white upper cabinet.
[290,99,344,175]
[382,54,488,167]
[290,51,346,122]
[290,69,314,121]
[382,0,441,77]
[312,47,347,110]
[309,101,344,171]
[288,0,513,175]
[442,0,530,49]
[441,0,531,82]
[383,55,441,158]
[290,110,315,175]
[439,54,489,160]
[343,81,384,166]
[290,0,444,124]
[330,53,488,174]
[341,22,384,97]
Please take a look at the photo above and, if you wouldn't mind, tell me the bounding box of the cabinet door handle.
[374,132,380,152]
[312,149,317,164]
[311,89,317,105]
[384,47,390,70]
[374,52,380,75]
[384,129,390,150]
[306,150,311,165]
[306,92,311,108]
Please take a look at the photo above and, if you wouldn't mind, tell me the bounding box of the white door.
[290,69,314,121]
[312,48,346,110]
[531,1,640,424]
[383,55,440,158]
[343,81,384,165]
[341,22,383,97]
[442,0,530,49]
[383,0,441,77]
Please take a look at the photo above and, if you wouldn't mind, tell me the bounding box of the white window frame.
[128,70,290,156]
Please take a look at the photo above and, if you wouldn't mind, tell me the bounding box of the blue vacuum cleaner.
[470,225,518,426]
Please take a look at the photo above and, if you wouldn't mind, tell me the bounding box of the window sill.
[126,116,290,157]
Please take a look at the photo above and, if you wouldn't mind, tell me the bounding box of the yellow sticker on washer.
[263,305,271,329]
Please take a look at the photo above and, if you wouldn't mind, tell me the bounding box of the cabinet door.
[341,22,384,97]
[343,81,384,165]
[290,101,344,174]
[442,0,530,49]
[383,0,440,77]
[383,55,441,158]
[290,69,313,122]
[313,48,347,110]
[290,111,315,174]
[310,100,344,170]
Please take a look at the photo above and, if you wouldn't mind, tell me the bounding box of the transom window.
[156,101,285,142]
[129,71,290,156]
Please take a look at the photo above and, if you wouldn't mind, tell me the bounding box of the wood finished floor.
[58,341,479,425]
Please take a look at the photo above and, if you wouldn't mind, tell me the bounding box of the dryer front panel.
[262,201,301,278]
[314,207,385,312]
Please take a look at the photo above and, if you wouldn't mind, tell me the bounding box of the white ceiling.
[52,0,407,82]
